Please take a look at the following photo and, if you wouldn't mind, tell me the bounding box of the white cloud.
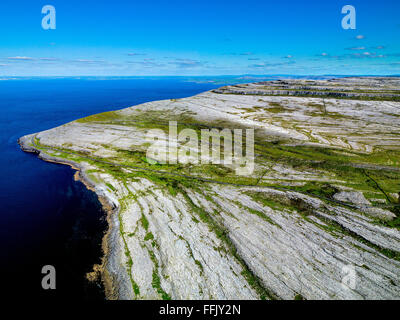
[7,56,34,60]
[39,57,59,61]
[249,60,296,68]
[72,59,105,63]
[168,58,205,68]
[127,52,146,56]
[346,46,366,50]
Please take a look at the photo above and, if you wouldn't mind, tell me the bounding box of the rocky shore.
[20,77,400,299]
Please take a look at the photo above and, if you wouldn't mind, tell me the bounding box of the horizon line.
[1,74,400,78]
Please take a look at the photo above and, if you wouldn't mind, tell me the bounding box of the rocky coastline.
[19,77,400,300]
[18,135,123,299]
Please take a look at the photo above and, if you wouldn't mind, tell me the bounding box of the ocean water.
[0,77,220,300]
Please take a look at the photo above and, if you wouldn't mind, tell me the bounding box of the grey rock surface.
[19,77,400,300]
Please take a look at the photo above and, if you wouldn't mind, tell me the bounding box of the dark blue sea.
[0,77,221,300]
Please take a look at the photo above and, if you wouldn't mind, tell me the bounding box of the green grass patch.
[144,232,154,241]
[140,213,149,231]
[76,110,121,123]
[148,249,171,300]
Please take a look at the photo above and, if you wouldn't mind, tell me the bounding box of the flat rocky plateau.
[20,77,400,300]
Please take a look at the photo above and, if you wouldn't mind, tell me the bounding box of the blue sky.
[0,0,399,76]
